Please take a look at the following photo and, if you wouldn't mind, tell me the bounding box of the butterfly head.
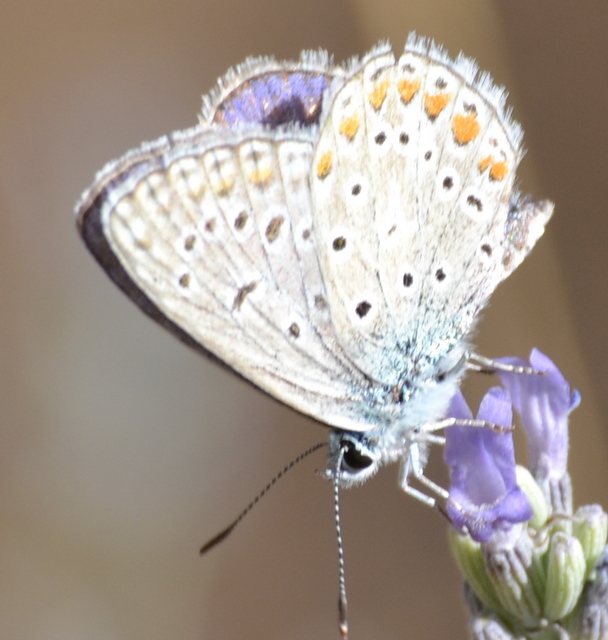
[328,430,382,487]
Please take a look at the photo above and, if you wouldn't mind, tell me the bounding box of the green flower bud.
[449,529,506,616]
[544,532,586,621]
[572,505,608,578]
[483,535,543,627]
[516,465,549,530]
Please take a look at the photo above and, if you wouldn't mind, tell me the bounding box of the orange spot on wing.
[489,161,508,181]
[452,112,481,144]
[213,177,235,197]
[424,92,451,118]
[478,155,493,173]
[134,233,152,251]
[249,167,273,186]
[316,151,333,179]
[339,113,360,140]
[397,78,420,104]
[368,80,390,111]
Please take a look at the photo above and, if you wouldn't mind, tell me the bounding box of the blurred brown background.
[1,1,607,639]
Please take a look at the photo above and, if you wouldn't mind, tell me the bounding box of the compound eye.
[341,440,374,472]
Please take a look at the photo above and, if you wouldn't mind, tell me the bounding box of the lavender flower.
[445,350,607,640]
[444,388,533,543]
[497,348,580,482]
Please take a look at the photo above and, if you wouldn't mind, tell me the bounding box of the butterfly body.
[76,34,552,490]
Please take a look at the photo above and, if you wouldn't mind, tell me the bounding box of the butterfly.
[76,32,552,505]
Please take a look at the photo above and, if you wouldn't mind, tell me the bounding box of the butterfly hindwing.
[77,126,384,432]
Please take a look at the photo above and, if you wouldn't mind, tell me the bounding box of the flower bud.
[544,532,586,621]
[572,505,608,578]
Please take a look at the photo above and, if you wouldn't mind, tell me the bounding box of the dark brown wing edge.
[76,186,229,366]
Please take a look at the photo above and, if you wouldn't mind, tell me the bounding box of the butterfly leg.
[422,416,512,435]
[400,478,437,507]
[398,442,449,508]
[466,352,541,376]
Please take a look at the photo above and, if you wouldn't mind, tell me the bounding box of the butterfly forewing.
[311,42,553,389]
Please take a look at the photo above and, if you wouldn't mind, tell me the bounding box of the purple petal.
[497,349,578,479]
[448,390,473,421]
[445,389,533,542]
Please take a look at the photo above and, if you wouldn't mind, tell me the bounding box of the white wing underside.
[77,38,553,435]
[99,127,383,432]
